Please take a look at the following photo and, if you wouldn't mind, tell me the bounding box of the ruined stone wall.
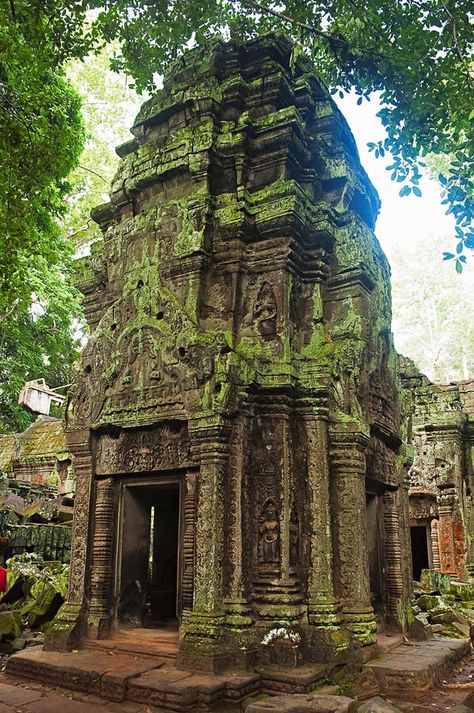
[400,357,473,580]
[58,35,410,668]
[0,417,72,492]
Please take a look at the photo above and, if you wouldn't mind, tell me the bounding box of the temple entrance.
[117,479,181,629]
[410,525,429,581]
[366,492,385,620]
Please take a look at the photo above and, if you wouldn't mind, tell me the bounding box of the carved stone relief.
[253,282,277,340]
[258,499,280,569]
[95,425,191,475]
[289,503,299,567]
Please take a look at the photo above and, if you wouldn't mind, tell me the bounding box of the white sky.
[334,92,457,263]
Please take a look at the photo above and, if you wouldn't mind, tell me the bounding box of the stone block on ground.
[407,614,432,641]
[259,664,327,694]
[428,607,459,625]
[346,669,380,700]
[245,693,357,712]
[451,621,471,638]
[418,569,451,595]
[0,611,21,640]
[365,637,471,699]
[415,594,442,612]
[357,697,402,712]
[449,582,474,602]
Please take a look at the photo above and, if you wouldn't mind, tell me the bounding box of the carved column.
[331,428,376,641]
[88,477,116,638]
[181,471,197,622]
[382,489,404,624]
[437,489,458,575]
[431,518,440,571]
[224,413,252,627]
[397,452,414,597]
[465,425,474,578]
[177,420,229,672]
[304,412,340,626]
[45,432,94,650]
[437,488,465,577]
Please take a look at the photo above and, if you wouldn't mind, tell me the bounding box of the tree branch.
[235,0,392,61]
[9,0,16,22]
[236,0,342,43]
[440,0,474,92]
[67,218,92,241]
[78,165,107,182]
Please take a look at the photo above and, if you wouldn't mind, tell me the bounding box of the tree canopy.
[1,0,472,303]
[0,34,139,432]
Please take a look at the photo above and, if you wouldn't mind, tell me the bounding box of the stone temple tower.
[50,34,411,672]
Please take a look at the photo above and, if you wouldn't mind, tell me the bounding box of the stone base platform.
[6,646,259,711]
[365,637,471,700]
[6,637,472,711]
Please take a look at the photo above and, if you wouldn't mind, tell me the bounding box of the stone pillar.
[45,433,93,650]
[177,420,229,672]
[181,471,197,621]
[438,489,459,576]
[330,428,376,642]
[465,425,474,578]
[224,413,253,628]
[431,518,440,571]
[280,415,291,582]
[438,488,465,578]
[382,489,404,625]
[304,413,340,626]
[88,477,116,638]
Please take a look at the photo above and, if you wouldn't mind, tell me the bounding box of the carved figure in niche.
[434,457,455,487]
[120,294,135,327]
[289,504,299,566]
[142,329,162,384]
[333,343,363,419]
[258,499,280,565]
[121,331,140,388]
[253,283,277,340]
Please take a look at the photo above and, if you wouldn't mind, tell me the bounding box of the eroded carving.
[258,499,280,567]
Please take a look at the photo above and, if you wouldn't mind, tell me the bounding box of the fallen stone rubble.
[408,569,474,640]
[0,552,68,653]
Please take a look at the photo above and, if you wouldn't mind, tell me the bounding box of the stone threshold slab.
[365,637,471,699]
[6,646,166,702]
[6,646,260,711]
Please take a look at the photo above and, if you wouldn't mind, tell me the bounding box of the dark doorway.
[366,492,385,618]
[119,482,181,628]
[410,526,429,581]
[148,488,180,623]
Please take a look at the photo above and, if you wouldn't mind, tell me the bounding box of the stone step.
[257,663,327,694]
[365,637,471,700]
[6,646,260,711]
[6,645,165,702]
[125,667,259,711]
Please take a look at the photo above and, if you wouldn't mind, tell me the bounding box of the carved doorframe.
[113,472,186,627]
